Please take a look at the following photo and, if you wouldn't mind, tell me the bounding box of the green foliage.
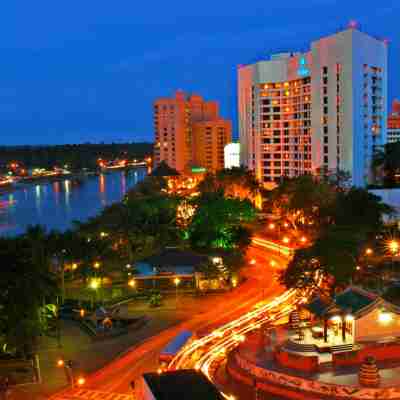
[198,167,261,202]
[373,142,400,187]
[279,177,392,292]
[148,292,162,308]
[0,232,58,357]
[187,192,256,250]
[268,175,336,231]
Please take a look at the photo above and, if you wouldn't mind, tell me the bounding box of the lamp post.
[389,240,399,278]
[128,278,137,296]
[174,277,181,308]
[89,278,100,310]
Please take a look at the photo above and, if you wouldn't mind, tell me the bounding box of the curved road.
[49,238,292,400]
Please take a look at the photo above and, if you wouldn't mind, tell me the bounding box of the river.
[0,168,147,236]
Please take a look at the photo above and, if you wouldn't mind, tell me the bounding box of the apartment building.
[238,27,388,187]
[153,90,231,173]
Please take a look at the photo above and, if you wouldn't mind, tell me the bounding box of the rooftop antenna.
[348,20,359,30]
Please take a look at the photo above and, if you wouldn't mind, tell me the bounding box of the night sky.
[1,1,399,145]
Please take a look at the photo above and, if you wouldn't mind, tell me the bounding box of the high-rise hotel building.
[388,100,400,143]
[238,27,388,187]
[154,90,232,173]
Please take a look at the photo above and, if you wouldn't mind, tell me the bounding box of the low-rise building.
[137,369,224,400]
[133,248,230,291]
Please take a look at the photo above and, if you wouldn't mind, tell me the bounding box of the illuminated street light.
[100,231,108,238]
[77,377,86,386]
[128,279,136,288]
[89,278,100,290]
[268,223,275,230]
[270,260,276,267]
[283,222,289,228]
[378,309,393,325]
[72,263,78,270]
[174,277,181,308]
[365,248,373,256]
[300,236,307,243]
[57,359,65,367]
[249,258,256,265]
[282,237,290,244]
[389,240,399,255]
[93,261,101,269]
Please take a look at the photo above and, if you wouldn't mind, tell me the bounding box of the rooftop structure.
[138,370,224,400]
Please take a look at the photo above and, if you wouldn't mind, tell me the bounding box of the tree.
[198,167,262,206]
[280,186,393,293]
[0,235,58,357]
[372,142,400,187]
[268,175,336,233]
[187,192,256,250]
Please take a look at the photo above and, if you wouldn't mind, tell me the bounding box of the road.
[48,238,290,400]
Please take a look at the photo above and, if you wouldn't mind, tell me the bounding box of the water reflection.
[0,168,146,236]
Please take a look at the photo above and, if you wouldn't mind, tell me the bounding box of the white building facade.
[224,142,241,169]
[238,28,388,187]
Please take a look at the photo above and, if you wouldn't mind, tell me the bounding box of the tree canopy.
[278,177,393,293]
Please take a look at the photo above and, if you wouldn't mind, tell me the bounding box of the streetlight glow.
[89,278,99,290]
[282,236,290,244]
[128,279,136,288]
[365,248,373,256]
[268,223,275,230]
[389,240,399,255]
[174,277,181,286]
[77,377,86,386]
[93,261,101,269]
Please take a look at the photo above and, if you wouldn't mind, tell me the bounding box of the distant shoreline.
[0,165,147,196]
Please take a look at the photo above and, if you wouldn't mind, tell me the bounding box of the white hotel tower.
[238,27,388,187]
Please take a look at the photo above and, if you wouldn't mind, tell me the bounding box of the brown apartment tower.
[153,90,232,173]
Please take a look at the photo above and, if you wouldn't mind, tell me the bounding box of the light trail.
[167,237,310,400]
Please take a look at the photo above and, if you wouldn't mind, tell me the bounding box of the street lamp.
[128,279,136,288]
[387,239,399,278]
[174,277,181,307]
[93,261,101,269]
[89,278,100,309]
[282,236,290,244]
[365,248,373,256]
[389,240,399,255]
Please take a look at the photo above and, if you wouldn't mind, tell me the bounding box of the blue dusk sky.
[0,1,399,145]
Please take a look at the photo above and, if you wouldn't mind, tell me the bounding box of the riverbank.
[0,167,147,236]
